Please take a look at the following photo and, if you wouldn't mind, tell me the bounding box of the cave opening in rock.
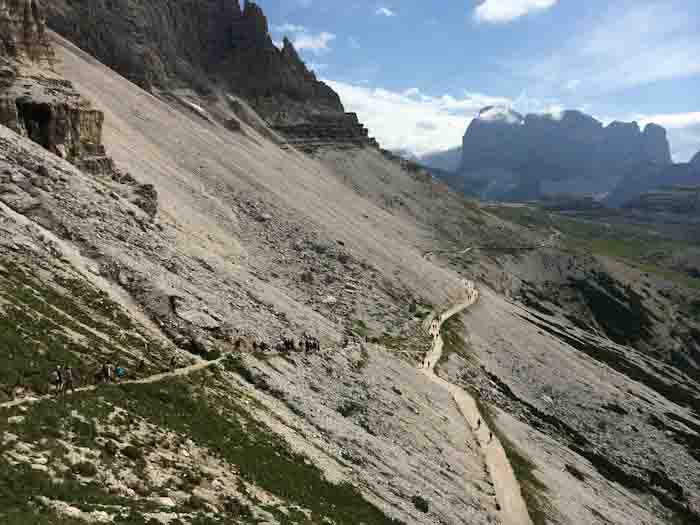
[16,100,53,151]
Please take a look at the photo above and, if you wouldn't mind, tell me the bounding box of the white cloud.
[636,112,700,130]
[291,31,336,55]
[474,0,557,24]
[273,23,307,33]
[375,7,396,17]
[271,23,335,55]
[325,79,700,161]
[520,2,700,95]
[323,80,511,156]
[308,62,328,72]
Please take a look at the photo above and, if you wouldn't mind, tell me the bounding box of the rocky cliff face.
[44,0,375,150]
[0,0,99,159]
[458,106,672,201]
[692,151,700,169]
[0,0,157,216]
[0,0,54,64]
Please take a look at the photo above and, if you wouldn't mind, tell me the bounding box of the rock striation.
[275,113,379,153]
[457,106,672,201]
[44,0,377,151]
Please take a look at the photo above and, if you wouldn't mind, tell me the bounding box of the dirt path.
[422,282,533,525]
[0,356,225,410]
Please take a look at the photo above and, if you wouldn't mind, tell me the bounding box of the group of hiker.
[49,362,127,395]
[96,363,127,384]
[49,365,76,395]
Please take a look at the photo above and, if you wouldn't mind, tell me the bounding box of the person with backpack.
[115,365,126,382]
[63,367,76,394]
[49,366,63,395]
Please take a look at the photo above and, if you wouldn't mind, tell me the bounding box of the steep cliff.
[0,0,54,64]
[44,0,374,150]
[457,106,672,201]
[692,150,700,169]
[0,0,99,158]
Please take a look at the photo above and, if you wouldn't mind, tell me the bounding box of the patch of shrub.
[121,445,143,461]
[411,495,429,513]
[72,461,98,477]
[337,400,364,418]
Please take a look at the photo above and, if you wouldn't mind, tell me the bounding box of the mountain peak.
[477,106,524,124]
[692,151,700,169]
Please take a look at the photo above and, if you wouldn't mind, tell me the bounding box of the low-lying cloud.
[272,23,336,55]
[324,80,700,161]
[323,80,511,156]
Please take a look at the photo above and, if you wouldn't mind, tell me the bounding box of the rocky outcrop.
[46,2,343,117]
[43,0,376,151]
[0,0,158,217]
[275,113,378,153]
[0,0,101,161]
[0,0,54,64]
[457,106,672,201]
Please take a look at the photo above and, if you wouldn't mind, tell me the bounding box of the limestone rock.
[456,106,673,201]
[0,0,54,65]
[692,151,700,170]
[42,0,377,152]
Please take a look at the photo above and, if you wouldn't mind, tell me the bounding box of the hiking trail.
[422,281,533,525]
[0,356,224,410]
[2,279,533,525]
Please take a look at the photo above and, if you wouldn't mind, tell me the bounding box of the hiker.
[138,359,146,372]
[476,418,481,430]
[49,366,63,395]
[107,363,115,383]
[63,367,76,394]
[170,356,177,371]
[115,365,126,382]
[98,363,109,384]
[488,431,493,443]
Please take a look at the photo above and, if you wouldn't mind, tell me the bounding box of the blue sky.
[257,0,700,161]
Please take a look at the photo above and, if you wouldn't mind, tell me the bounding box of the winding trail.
[422,282,533,525]
[2,279,532,525]
[0,356,224,410]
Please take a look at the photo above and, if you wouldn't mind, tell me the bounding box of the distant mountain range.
[422,106,700,206]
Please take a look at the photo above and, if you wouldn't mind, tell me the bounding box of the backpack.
[49,371,60,384]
